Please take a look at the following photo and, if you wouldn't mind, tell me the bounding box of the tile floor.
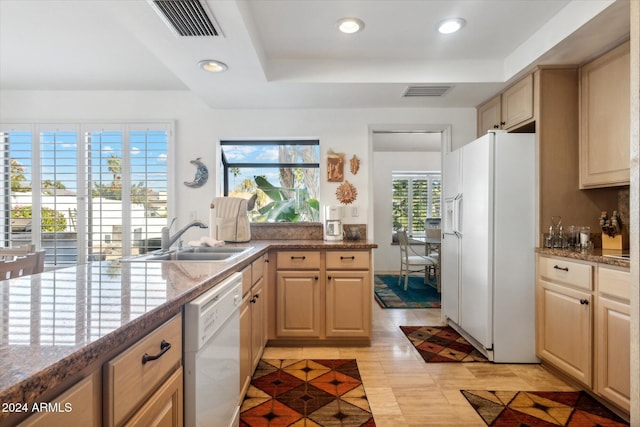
[262,304,575,426]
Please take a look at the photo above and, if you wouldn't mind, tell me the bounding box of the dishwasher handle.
[142,340,171,365]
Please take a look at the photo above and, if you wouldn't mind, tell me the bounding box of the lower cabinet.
[537,279,593,387]
[276,270,321,337]
[274,249,372,343]
[596,266,631,412]
[325,271,370,337]
[104,314,183,427]
[240,255,269,398]
[536,255,631,415]
[19,372,101,427]
[123,367,183,427]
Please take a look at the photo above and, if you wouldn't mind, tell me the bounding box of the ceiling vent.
[403,85,452,97]
[149,0,222,37]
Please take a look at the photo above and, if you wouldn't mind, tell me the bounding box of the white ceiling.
[0,0,630,109]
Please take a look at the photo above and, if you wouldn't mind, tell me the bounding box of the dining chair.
[425,228,441,292]
[397,228,438,291]
[0,252,40,280]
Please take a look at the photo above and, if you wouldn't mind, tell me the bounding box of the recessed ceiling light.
[337,17,365,34]
[438,18,465,34]
[198,60,228,73]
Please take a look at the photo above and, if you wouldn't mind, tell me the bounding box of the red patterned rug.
[461,390,629,426]
[400,325,488,362]
[240,359,376,427]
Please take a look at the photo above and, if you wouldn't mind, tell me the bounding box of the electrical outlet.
[351,206,359,217]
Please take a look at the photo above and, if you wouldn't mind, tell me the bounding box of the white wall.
[0,90,476,244]
[372,151,442,273]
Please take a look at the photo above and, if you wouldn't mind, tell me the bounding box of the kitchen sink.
[124,246,253,262]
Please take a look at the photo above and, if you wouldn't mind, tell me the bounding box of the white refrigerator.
[441,131,538,363]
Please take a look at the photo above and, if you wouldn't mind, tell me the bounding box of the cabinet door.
[276,271,320,337]
[124,367,183,427]
[325,271,371,338]
[251,277,266,369]
[537,280,592,386]
[579,41,630,188]
[477,95,501,137]
[19,372,101,427]
[596,296,630,411]
[502,74,534,129]
[239,293,252,398]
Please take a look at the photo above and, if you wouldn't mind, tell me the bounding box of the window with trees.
[1,123,171,268]
[221,140,320,222]
[392,172,441,236]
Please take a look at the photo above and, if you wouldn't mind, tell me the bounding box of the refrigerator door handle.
[453,194,462,237]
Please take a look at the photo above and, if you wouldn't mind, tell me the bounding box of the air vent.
[403,86,452,97]
[149,0,222,37]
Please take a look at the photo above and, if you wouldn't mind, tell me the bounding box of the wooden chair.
[0,246,45,275]
[0,252,40,280]
[425,228,441,292]
[397,228,437,291]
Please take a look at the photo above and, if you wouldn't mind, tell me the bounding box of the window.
[392,172,441,236]
[1,122,171,268]
[221,140,320,222]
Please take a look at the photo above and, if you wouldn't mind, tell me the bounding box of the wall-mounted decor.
[336,180,358,204]
[184,157,209,188]
[350,155,360,175]
[327,150,345,182]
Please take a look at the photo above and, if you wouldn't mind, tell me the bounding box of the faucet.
[161,218,208,252]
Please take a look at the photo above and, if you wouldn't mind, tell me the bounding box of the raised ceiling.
[0,0,630,109]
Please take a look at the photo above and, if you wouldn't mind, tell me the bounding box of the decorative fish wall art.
[184,157,209,188]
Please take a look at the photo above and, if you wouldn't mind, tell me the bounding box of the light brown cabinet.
[274,249,372,343]
[104,314,183,427]
[579,41,630,188]
[476,74,534,136]
[240,255,269,398]
[537,255,631,415]
[536,256,593,387]
[325,251,371,338]
[477,94,501,136]
[19,372,101,427]
[596,266,630,412]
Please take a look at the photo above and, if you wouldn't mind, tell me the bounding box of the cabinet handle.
[254,294,259,300]
[493,124,499,129]
[142,340,171,365]
[250,296,256,303]
[291,256,306,260]
[580,299,589,305]
[265,259,269,263]
[553,265,569,272]
[340,256,355,260]
[500,121,506,126]
[314,276,318,280]
[328,275,332,280]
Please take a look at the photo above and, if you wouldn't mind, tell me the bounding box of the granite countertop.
[0,239,377,423]
[535,247,631,268]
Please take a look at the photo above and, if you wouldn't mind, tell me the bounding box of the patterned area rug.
[240,359,376,426]
[400,325,488,362]
[461,390,629,426]
[374,274,440,308]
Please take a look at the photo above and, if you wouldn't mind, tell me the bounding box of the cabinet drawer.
[252,254,266,284]
[104,314,182,427]
[277,251,321,269]
[598,266,630,301]
[539,256,592,290]
[326,251,369,270]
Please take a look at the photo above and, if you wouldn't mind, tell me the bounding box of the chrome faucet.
[161,219,208,252]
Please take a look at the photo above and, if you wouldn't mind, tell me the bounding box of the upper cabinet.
[477,74,534,137]
[477,95,501,136]
[579,41,630,188]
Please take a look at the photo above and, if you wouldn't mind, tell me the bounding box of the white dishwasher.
[184,272,242,427]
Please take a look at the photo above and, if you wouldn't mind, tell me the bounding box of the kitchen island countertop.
[0,239,377,424]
